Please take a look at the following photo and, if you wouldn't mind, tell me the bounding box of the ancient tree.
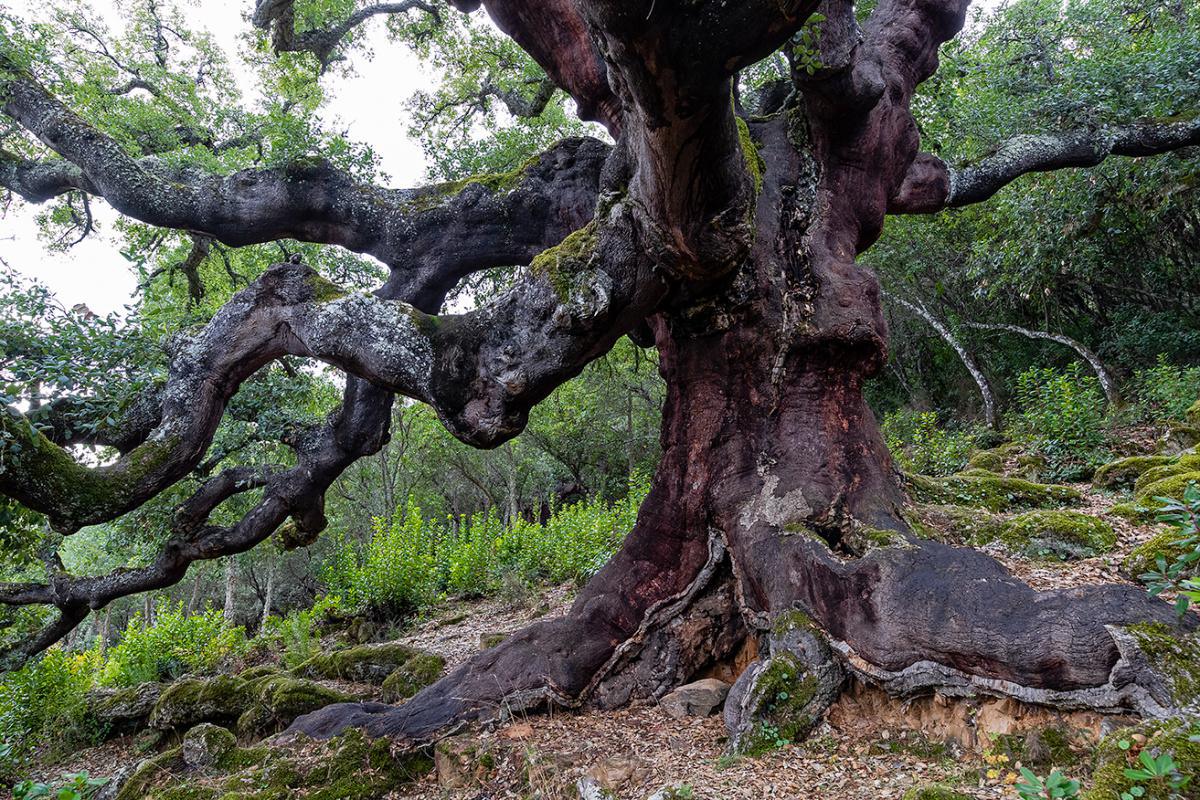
[3,0,1200,746]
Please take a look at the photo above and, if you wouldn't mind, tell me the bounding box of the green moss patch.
[736,653,821,757]
[1137,471,1200,506]
[1082,718,1200,800]
[908,503,1003,544]
[380,652,444,702]
[1093,455,1174,490]
[294,642,442,685]
[1123,529,1190,579]
[905,471,1082,512]
[113,729,433,800]
[1135,453,1200,495]
[966,450,1005,473]
[990,510,1116,560]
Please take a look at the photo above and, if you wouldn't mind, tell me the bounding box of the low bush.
[1131,355,1200,423]
[324,477,648,618]
[882,410,978,477]
[1011,364,1110,482]
[0,649,101,780]
[100,602,249,687]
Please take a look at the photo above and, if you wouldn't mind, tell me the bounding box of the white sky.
[0,0,436,314]
[0,0,1004,315]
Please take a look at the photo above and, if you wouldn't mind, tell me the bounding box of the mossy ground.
[116,730,433,800]
[1082,718,1200,800]
[992,510,1117,560]
[905,470,1082,512]
[1093,455,1174,489]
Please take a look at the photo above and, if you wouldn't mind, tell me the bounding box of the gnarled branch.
[890,118,1200,213]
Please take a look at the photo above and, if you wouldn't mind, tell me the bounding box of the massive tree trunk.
[291,111,1186,744]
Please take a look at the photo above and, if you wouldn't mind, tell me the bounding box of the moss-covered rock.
[236,665,281,681]
[294,642,439,685]
[901,786,972,800]
[1154,423,1200,456]
[182,723,236,769]
[111,729,433,800]
[990,510,1117,560]
[1082,718,1200,800]
[908,503,1003,544]
[1013,452,1048,482]
[1122,529,1189,579]
[236,676,354,739]
[1137,471,1200,506]
[86,681,165,736]
[966,450,1005,473]
[1187,398,1200,426]
[114,747,184,800]
[1093,455,1174,490]
[380,652,444,702]
[905,471,1082,512]
[1135,454,1200,495]
[150,675,252,731]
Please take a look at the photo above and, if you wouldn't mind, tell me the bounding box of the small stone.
[585,756,647,790]
[659,678,732,719]
[181,723,236,769]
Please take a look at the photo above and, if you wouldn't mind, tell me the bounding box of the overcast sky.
[1,0,1003,316]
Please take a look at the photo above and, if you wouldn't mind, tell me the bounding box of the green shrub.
[882,410,978,477]
[323,499,441,618]
[0,648,101,779]
[12,770,107,800]
[100,602,249,687]
[324,478,648,617]
[1132,355,1200,423]
[259,597,341,670]
[1138,482,1200,616]
[1012,364,1110,482]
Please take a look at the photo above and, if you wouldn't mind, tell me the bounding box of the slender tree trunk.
[99,606,111,654]
[223,557,238,625]
[186,569,203,615]
[259,555,277,632]
[143,593,154,627]
[504,443,519,527]
[964,321,1120,407]
[885,292,999,428]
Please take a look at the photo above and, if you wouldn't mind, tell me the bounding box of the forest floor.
[29,437,1195,800]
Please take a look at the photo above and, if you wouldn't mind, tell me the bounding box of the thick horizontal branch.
[1,62,608,288]
[473,0,621,133]
[890,118,1200,213]
[0,193,667,532]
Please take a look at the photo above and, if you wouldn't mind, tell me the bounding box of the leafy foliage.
[99,601,248,686]
[0,649,100,779]
[1012,365,1110,481]
[1139,482,1200,617]
[324,477,648,618]
[882,410,978,477]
